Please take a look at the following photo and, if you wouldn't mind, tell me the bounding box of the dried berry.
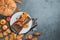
[6,17,11,21]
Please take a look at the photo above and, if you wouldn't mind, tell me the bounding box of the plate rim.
[10,12,32,34]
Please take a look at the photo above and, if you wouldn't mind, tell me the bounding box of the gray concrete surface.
[21,0,60,40]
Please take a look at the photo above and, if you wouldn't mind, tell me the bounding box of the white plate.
[10,12,32,34]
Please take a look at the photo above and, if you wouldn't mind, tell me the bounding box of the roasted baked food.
[3,29,11,36]
[0,19,11,37]
[0,32,3,37]
[0,0,16,16]
[2,25,8,30]
[0,19,6,25]
[5,36,9,40]
[3,31,8,36]
[10,33,17,40]
[32,37,38,40]
[17,34,24,39]
[6,29,11,34]
[12,12,31,33]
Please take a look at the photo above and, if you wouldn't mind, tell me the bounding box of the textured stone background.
[0,0,60,40]
[21,0,60,40]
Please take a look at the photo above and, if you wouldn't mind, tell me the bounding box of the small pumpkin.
[0,0,16,16]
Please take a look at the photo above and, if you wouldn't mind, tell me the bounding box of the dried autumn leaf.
[14,0,22,4]
[17,34,24,39]
[32,37,38,40]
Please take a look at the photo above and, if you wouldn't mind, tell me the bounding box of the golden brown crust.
[0,32,3,37]
[0,0,16,16]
